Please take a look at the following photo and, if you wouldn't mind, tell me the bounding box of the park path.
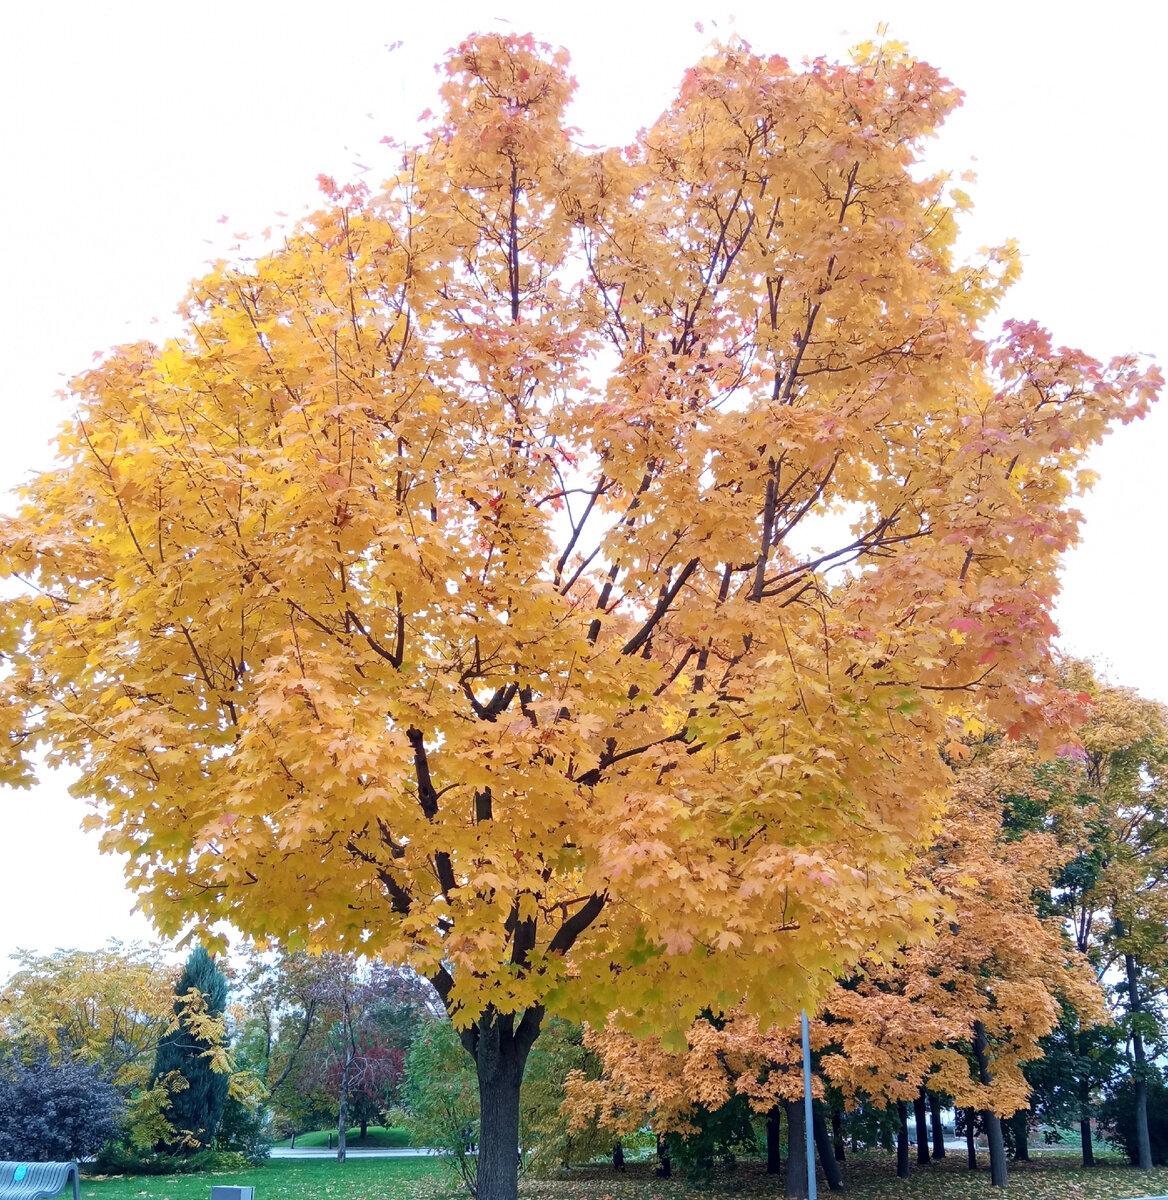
[269,1147,442,1159]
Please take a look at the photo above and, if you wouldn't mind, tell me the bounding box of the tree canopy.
[0,31,1159,1200]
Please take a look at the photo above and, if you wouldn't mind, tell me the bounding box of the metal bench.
[0,1163,80,1200]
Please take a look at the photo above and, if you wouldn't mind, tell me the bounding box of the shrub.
[213,1095,272,1165]
[92,1145,246,1175]
[0,1049,123,1161]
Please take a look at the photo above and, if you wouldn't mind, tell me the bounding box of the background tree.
[0,1048,123,1161]
[231,949,327,1110]
[401,1015,480,1196]
[306,953,432,1160]
[1101,1068,1168,1167]
[0,943,177,1092]
[1023,1003,1123,1165]
[0,32,1158,1200]
[1054,666,1168,1169]
[0,943,184,1155]
[150,946,231,1154]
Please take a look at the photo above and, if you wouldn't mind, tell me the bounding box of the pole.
[802,1009,818,1200]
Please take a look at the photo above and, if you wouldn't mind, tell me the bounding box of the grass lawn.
[80,1157,446,1200]
[78,1148,1168,1200]
[271,1125,413,1149]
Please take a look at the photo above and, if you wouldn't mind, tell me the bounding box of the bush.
[663,1094,756,1180]
[0,1049,123,1161]
[213,1096,272,1165]
[1101,1071,1168,1165]
[92,1145,250,1175]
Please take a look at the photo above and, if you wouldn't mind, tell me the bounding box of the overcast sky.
[1,0,1163,974]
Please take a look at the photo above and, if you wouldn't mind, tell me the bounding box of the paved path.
[270,1147,442,1159]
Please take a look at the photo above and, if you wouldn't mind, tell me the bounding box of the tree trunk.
[914,1088,930,1164]
[1076,1023,1094,1167]
[336,1050,350,1164]
[471,1010,536,1200]
[832,1108,846,1162]
[965,1109,977,1170]
[766,1105,783,1175]
[1126,951,1154,1170]
[655,1134,671,1178]
[360,1116,368,1139]
[928,1092,946,1159]
[983,1112,1006,1187]
[1080,1113,1095,1167]
[785,1099,808,1198]
[1011,1109,1029,1161]
[813,1104,845,1191]
[612,1142,624,1171]
[973,1021,1007,1188]
[896,1100,910,1179]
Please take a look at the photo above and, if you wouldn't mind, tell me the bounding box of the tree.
[1053,666,1168,1169]
[290,953,430,1161]
[517,1018,610,1173]
[150,946,231,1153]
[401,1015,480,1195]
[0,33,1158,1200]
[0,943,197,1155]
[565,1009,843,1194]
[0,1048,123,1161]
[823,733,1105,1188]
[1101,1068,1168,1166]
[0,942,177,1093]
[1024,1003,1123,1165]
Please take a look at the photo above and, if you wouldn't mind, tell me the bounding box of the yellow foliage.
[0,943,178,1092]
[0,34,1158,1052]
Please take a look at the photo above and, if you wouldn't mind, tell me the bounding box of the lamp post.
[802,1009,817,1200]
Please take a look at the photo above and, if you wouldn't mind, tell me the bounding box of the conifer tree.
[150,946,230,1153]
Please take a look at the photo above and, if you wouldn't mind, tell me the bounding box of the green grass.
[271,1125,413,1149]
[78,1148,1168,1200]
[80,1157,446,1200]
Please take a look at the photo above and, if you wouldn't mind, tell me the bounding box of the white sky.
[1,0,1164,975]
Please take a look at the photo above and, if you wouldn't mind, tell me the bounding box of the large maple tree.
[0,34,1158,1199]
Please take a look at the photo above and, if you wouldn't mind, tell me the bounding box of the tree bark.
[785,1099,808,1198]
[655,1134,671,1178]
[832,1107,846,1162]
[1080,1112,1095,1168]
[1126,951,1154,1170]
[360,1116,368,1139]
[973,1020,1007,1188]
[965,1108,977,1170]
[612,1142,624,1171]
[983,1111,1007,1187]
[470,1009,536,1200]
[914,1088,930,1164]
[896,1100,910,1179]
[1076,1022,1095,1167]
[336,1049,350,1164]
[766,1105,783,1175]
[928,1092,946,1159]
[813,1104,845,1191]
[1011,1109,1029,1161]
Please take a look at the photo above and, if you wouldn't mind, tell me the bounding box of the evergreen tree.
[150,946,230,1152]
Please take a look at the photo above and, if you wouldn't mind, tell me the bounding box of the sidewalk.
[269,1147,442,1159]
